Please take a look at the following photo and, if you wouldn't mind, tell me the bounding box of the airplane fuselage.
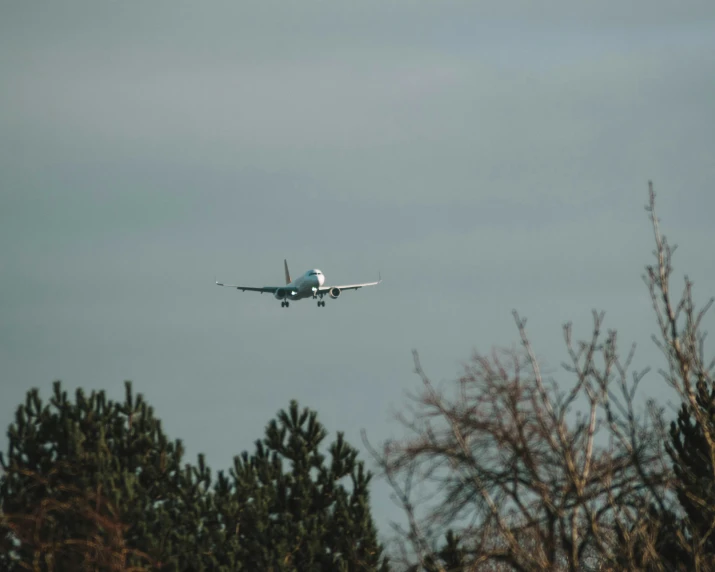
[274,269,326,301]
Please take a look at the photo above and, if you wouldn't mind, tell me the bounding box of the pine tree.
[424,530,466,572]
[1,383,389,571]
[665,378,715,569]
[615,380,715,572]
[210,399,389,571]
[0,381,201,570]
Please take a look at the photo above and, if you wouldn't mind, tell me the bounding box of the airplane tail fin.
[284,259,292,285]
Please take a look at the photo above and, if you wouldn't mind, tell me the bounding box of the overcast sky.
[2,0,714,536]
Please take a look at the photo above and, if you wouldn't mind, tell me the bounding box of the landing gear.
[317,300,325,307]
[281,301,290,308]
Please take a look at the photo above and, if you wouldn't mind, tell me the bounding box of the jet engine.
[328,287,341,299]
[274,288,287,300]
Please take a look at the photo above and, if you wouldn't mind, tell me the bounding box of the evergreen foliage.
[424,530,465,572]
[0,381,389,571]
[663,378,715,568]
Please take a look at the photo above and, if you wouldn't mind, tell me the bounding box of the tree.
[666,387,715,567]
[0,462,155,571]
[211,399,390,571]
[366,183,714,571]
[0,381,192,571]
[1,384,389,571]
[367,336,670,571]
[612,182,715,572]
[643,181,715,570]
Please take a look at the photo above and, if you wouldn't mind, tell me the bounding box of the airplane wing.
[216,282,280,293]
[317,278,382,293]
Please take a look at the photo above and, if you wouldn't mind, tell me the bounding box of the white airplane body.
[216,260,380,307]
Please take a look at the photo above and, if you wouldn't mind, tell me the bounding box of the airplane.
[216,260,381,308]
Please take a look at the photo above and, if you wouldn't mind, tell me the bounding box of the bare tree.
[366,183,714,571]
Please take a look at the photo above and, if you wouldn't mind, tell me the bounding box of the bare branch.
[371,183,715,571]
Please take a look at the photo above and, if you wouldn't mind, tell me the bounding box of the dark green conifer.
[424,530,466,572]
[211,399,389,571]
[1,384,389,571]
[619,379,715,571]
[664,377,715,568]
[0,381,197,570]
